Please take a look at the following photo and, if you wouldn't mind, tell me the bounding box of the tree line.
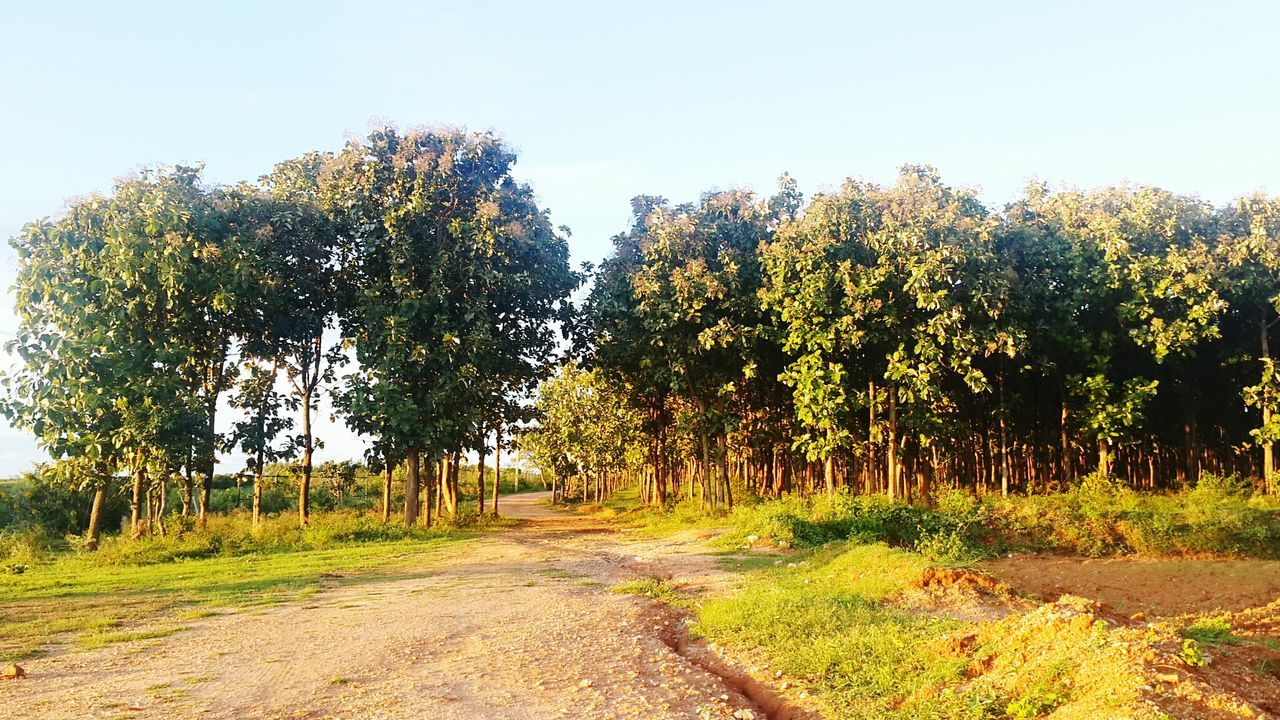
[1,127,578,548]
[531,167,1280,508]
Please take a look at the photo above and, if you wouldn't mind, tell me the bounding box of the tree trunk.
[887,385,898,501]
[199,389,219,530]
[699,430,713,510]
[493,426,501,517]
[405,451,421,526]
[86,482,107,551]
[1098,438,1110,475]
[299,389,313,527]
[182,458,194,518]
[130,465,147,539]
[1264,315,1275,494]
[867,380,877,495]
[382,457,393,523]
[999,369,1010,497]
[717,435,732,509]
[252,468,264,531]
[477,448,487,515]
[1060,391,1071,486]
[447,454,460,518]
[424,456,435,528]
[155,477,168,536]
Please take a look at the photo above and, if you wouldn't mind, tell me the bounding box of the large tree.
[331,127,575,525]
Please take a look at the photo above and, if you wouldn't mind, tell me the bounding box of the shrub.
[1191,472,1252,500]
[0,473,128,537]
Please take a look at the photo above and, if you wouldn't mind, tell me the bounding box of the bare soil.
[5,493,797,720]
[981,555,1280,617]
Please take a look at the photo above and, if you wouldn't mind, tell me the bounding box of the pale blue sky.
[2,0,1278,474]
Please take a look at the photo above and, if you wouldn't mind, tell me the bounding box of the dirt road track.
[7,493,780,719]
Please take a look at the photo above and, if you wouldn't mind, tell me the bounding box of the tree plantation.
[540,167,1280,508]
[1,127,577,547]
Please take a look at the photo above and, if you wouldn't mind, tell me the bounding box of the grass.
[611,576,683,604]
[0,514,483,661]
[692,541,1164,719]
[77,626,186,649]
[1180,616,1239,646]
[607,473,1280,561]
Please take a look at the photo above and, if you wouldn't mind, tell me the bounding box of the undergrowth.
[619,473,1280,560]
[0,509,513,567]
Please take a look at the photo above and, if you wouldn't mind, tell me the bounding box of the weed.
[1179,639,1207,667]
[1181,616,1238,645]
[611,577,681,603]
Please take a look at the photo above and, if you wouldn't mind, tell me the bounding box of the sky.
[1,0,1278,475]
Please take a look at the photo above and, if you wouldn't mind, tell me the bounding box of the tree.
[1,168,213,543]
[225,359,293,528]
[524,363,642,502]
[763,167,1015,500]
[331,127,575,524]
[1219,193,1280,493]
[258,153,345,526]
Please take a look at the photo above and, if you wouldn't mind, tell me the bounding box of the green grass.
[616,476,1280,561]
[0,520,478,660]
[77,626,187,649]
[695,544,973,718]
[693,541,1163,719]
[1180,616,1239,646]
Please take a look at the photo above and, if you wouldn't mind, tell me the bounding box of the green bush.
[979,480,1280,558]
[722,491,987,561]
[0,473,128,538]
[716,478,1280,559]
[83,509,469,566]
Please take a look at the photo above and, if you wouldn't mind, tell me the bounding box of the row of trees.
[1,127,577,547]
[545,167,1280,507]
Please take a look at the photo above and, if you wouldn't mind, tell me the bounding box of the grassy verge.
[609,473,1280,561]
[0,512,495,661]
[691,542,1164,719]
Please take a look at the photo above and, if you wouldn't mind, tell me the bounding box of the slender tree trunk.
[252,467,264,531]
[182,455,194,518]
[1264,315,1275,494]
[493,425,502,517]
[299,389,313,527]
[86,482,108,551]
[867,380,877,495]
[478,448,487,515]
[1098,438,1110,475]
[1060,391,1071,486]
[447,454,460,518]
[199,398,215,531]
[717,434,732,509]
[382,457,393,523]
[887,385,898,501]
[999,370,1010,496]
[424,455,435,528]
[130,465,147,539]
[405,451,421,526]
[155,477,168,536]
[699,430,712,510]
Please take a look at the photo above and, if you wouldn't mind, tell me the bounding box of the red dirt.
[914,567,1002,593]
[981,555,1280,617]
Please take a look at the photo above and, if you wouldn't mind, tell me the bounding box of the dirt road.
[7,493,776,720]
